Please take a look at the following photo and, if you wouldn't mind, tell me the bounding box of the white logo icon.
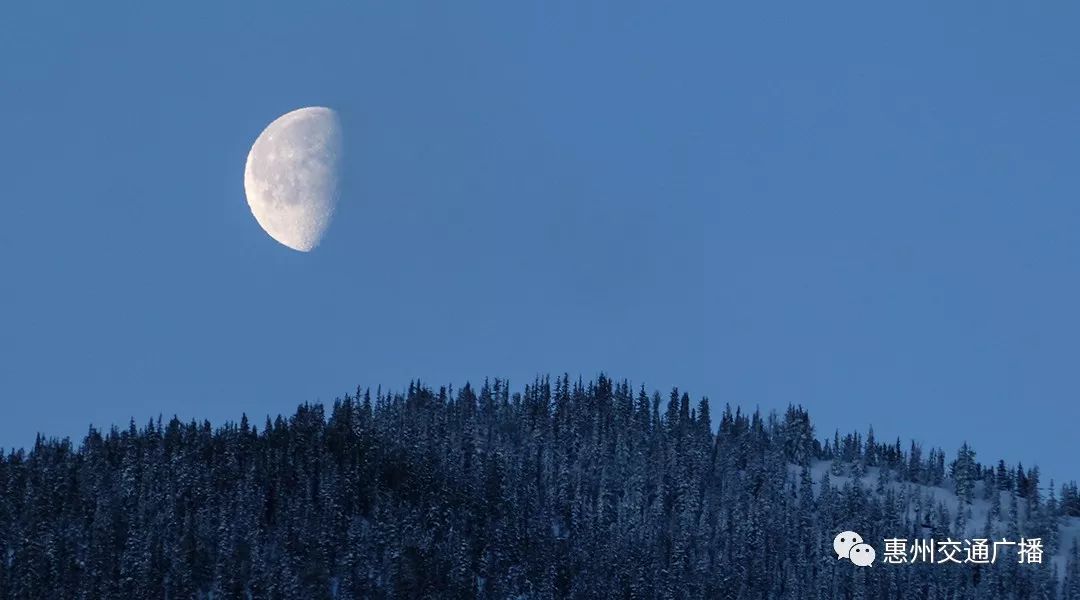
[834,531,875,567]
[849,543,876,567]
[833,531,863,560]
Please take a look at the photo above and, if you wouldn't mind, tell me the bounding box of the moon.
[244,106,342,252]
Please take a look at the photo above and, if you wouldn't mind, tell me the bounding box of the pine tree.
[0,376,1075,599]
[952,442,977,504]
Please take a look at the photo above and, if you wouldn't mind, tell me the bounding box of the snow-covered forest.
[1,375,1078,598]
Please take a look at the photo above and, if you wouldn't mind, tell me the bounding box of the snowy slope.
[802,459,1080,577]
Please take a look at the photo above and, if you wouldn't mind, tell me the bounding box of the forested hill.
[2,375,1079,599]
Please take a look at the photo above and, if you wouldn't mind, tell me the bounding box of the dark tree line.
[0,375,1078,598]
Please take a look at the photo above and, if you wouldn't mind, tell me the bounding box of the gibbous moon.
[244,106,342,252]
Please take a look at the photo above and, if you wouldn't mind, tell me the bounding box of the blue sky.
[2,2,1078,483]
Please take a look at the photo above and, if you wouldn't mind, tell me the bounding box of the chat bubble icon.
[833,531,863,560]
[849,543,876,567]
